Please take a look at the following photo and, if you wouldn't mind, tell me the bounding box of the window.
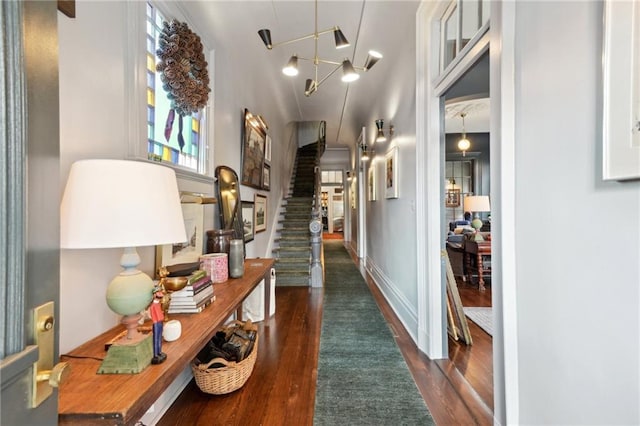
[440,0,490,73]
[145,3,209,175]
[321,170,343,185]
[445,159,474,222]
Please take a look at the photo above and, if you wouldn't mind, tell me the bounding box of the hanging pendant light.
[282,55,299,76]
[457,112,471,156]
[257,0,380,96]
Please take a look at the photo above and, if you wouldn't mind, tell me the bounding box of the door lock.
[32,302,70,407]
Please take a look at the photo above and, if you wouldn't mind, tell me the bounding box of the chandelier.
[258,0,382,97]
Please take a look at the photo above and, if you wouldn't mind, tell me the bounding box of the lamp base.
[471,217,484,241]
[98,333,153,374]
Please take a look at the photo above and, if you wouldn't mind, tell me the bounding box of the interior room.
[2,1,639,425]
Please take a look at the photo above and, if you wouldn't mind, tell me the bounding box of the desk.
[464,241,491,291]
[58,258,274,426]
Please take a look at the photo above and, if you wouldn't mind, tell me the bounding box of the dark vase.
[206,229,234,254]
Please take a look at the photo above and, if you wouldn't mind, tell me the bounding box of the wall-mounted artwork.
[263,164,270,190]
[265,134,272,164]
[241,200,254,243]
[445,189,461,207]
[156,203,203,270]
[385,146,399,199]
[602,0,640,180]
[241,109,267,189]
[254,194,267,233]
[368,164,377,201]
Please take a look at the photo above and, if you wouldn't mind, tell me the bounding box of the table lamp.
[60,160,187,373]
[463,195,490,241]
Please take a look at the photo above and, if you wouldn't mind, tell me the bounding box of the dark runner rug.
[313,241,434,425]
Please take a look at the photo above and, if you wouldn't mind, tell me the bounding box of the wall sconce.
[359,141,371,162]
[346,171,353,181]
[374,119,395,143]
[457,112,471,156]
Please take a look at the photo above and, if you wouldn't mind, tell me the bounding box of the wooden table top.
[58,258,274,426]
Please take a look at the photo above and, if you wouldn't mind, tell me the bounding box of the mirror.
[215,166,244,243]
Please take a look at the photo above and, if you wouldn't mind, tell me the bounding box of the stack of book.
[168,270,215,314]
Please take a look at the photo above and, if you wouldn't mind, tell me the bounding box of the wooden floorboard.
[159,242,494,425]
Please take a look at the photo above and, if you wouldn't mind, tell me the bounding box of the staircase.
[273,143,318,286]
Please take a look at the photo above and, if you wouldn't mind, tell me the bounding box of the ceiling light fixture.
[457,112,471,156]
[258,0,382,97]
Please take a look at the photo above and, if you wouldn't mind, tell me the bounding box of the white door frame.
[416,2,520,425]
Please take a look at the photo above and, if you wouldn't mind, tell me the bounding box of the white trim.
[126,1,215,181]
[416,0,447,359]
[434,29,490,95]
[357,127,367,260]
[365,258,419,343]
[491,2,519,425]
[124,1,147,161]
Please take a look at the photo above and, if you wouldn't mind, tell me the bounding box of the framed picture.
[241,200,254,243]
[155,203,204,270]
[254,194,267,233]
[445,189,461,207]
[385,146,399,199]
[602,0,640,180]
[265,134,272,164]
[368,164,377,201]
[241,109,267,189]
[263,164,270,190]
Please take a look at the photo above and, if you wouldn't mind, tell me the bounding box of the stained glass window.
[146,3,208,174]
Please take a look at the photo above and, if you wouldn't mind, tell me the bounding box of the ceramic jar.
[206,229,234,254]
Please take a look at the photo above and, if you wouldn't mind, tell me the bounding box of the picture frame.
[265,134,272,164]
[254,194,267,233]
[385,146,399,199]
[263,164,270,190]
[241,109,267,189]
[241,200,255,243]
[155,203,204,271]
[602,0,640,181]
[368,164,377,201]
[445,189,461,207]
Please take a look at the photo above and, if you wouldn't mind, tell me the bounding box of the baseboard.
[138,366,193,425]
[364,256,420,345]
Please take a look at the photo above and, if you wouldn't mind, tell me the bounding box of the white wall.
[359,3,421,341]
[58,1,297,353]
[513,2,639,424]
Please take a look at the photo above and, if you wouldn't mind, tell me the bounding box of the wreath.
[156,19,210,116]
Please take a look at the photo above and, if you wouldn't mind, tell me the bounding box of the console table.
[464,241,491,291]
[58,258,274,426]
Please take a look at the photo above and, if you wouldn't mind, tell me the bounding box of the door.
[0,2,61,424]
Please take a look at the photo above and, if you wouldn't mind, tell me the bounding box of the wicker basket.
[191,325,258,395]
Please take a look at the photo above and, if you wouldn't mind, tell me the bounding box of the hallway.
[158,241,492,425]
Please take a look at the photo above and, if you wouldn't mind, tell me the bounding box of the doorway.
[320,170,345,240]
[416,0,503,419]
[443,75,493,408]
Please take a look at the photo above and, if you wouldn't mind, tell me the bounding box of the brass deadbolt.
[38,315,54,332]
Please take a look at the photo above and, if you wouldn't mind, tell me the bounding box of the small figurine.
[150,285,167,364]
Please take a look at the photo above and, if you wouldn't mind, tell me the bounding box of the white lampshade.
[61,160,187,249]
[463,195,491,213]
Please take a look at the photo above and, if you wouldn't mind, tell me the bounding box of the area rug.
[313,241,434,425]
[463,307,493,336]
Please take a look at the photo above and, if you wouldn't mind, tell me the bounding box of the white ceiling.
[182,1,421,148]
[444,98,490,133]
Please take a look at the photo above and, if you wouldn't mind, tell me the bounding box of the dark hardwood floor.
[158,244,493,426]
